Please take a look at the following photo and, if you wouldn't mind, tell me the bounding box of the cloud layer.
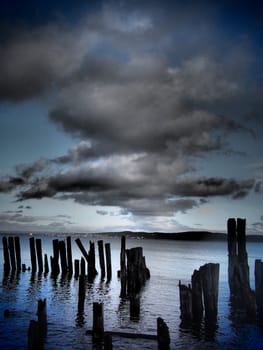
[0,2,262,229]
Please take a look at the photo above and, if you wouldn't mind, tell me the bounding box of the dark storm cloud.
[15,162,255,216]
[0,177,25,193]
[0,2,262,222]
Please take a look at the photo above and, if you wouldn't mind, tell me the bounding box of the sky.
[0,0,263,234]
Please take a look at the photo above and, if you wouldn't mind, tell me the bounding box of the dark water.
[1,234,263,349]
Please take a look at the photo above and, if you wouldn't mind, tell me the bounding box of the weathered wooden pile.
[118,235,150,320]
[227,217,263,321]
[2,236,21,273]
[179,262,220,328]
[28,298,47,350]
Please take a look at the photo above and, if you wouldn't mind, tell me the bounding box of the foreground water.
[1,234,263,349]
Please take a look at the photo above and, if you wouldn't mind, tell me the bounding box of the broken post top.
[227,217,247,258]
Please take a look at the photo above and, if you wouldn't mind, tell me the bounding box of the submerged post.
[157,317,170,350]
[74,259,80,278]
[88,241,98,282]
[92,302,104,342]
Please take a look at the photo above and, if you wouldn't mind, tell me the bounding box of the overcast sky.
[0,0,262,234]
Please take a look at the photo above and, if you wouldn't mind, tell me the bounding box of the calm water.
[1,234,263,349]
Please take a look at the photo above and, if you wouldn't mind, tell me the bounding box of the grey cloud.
[0,177,25,193]
[96,210,108,216]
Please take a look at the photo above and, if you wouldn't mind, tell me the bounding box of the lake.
[1,234,263,349]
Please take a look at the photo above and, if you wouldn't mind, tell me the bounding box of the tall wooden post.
[255,259,263,320]
[88,241,97,282]
[66,236,73,275]
[52,239,60,276]
[36,239,43,273]
[14,236,21,271]
[105,243,112,282]
[44,254,49,274]
[29,237,37,273]
[74,259,80,278]
[2,236,10,273]
[120,235,126,297]
[98,240,106,280]
[8,236,16,271]
[59,240,67,275]
[80,257,86,276]
[227,217,256,318]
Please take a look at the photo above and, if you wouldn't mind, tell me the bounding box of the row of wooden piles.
[2,236,112,282]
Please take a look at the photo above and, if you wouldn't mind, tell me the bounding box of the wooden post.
[255,259,263,320]
[126,247,149,296]
[36,239,43,273]
[78,275,86,311]
[179,281,192,324]
[28,299,46,350]
[59,240,67,275]
[28,320,42,350]
[88,241,98,282]
[200,263,219,324]
[66,236,73,275]
[29,237,37,273]
[2,236,10,273]
[104,333,113,350]
[191,269,203,322]
[8,236,16,271]
[130,294,140,320]
[80,257,86,276]
[227,218,256,318]
[93,302,104,342]
[157,317,170,350]
[52,239,60,276]
[44,254,49,274]
[14,236,21,271]
[75,238,89,264]
[74,259,80,278]
[105,243,112,282]
[98,240,106,280]
[37,298,47,339]
[120,235,126,298]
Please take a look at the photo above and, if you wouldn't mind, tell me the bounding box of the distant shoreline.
[1,230,263,242]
